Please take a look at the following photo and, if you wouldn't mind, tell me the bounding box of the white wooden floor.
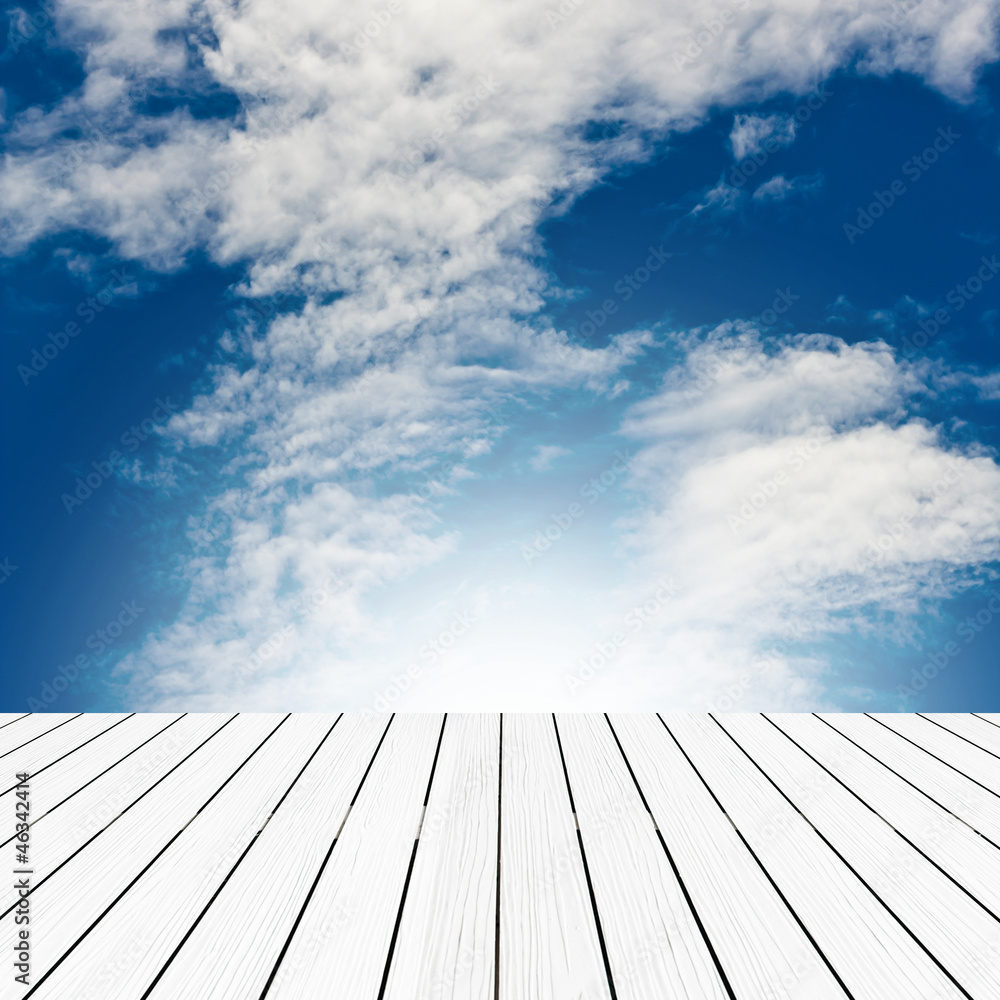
[4,712,1000,999]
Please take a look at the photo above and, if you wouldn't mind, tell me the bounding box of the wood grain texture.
[143,713,391,1000]
[557,713,729,1000]
[921,714,1000,758]
[382,713,500,1000]
[266,713,445,1000]
[724,713,1000,999]
[0,714,82,760]
[498,713,608,1000]
[0,714,180,841]
[608,713,849,1000]
[773,713,1000,916]
[0,713,224,917]
[871,713,1000,791]
[818,713,1000,845]
[0,714,280,975]
[666,714,962,1000]
[6,713,1000,1000]
[0,715,133,795]
[28,715,337,1000]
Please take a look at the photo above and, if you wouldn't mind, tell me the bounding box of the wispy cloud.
[729,112,797,160]
[1,0,998,709]
[752,172,825,202]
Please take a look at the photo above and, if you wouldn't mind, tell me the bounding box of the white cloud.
[689,179,742,216]
[529,445,571,471]
[752,172,824,202]
[729,112,797,161]
[592,326,1000,710]
[0,0,997,709]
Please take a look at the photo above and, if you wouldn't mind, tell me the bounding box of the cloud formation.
[729,112,797,161]
[1,0,998,709]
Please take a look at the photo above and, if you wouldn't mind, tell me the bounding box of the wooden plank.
[0,715,132,793]
[556,713,729,999]
[0,714,82,759]
[0,713,226,916]
[498,714,608,1000]
[722,714,1000,998]
[871,714,1000,792]
[608,713,849,1000]
[665,714,965,1000]
[0,715,190,850]
[0,714,29,730]
[27,715,337,1000]
[0,715,183,828]
[922,714,1000,758]
[266,714,445,1000]
[142,714,391,1000]
[0,714,277,971]
[382,713,500,1000]
[772,713,1000,919]
[818,713,1000,847]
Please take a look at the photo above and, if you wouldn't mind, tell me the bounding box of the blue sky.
[1,0,999,713]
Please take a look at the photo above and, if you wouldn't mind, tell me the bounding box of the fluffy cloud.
[2,0,998,709]
[593,327,1000,710]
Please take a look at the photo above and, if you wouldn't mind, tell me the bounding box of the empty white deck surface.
[4,713,1000,999]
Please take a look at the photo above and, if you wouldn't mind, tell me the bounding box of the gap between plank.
[21,715,293,999]
[137,714,345,1000]
[654,714,855,1000]
[550,714,619,1000]
[712,714,977,1000]
[375,714,449,1000]
[257,714,396,1000]
[0,713,234,914]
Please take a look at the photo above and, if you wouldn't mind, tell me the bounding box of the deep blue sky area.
[535,69,1000,711]
[2,46,999,711]
[543,69,1000,373]
[2,252,239,709]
